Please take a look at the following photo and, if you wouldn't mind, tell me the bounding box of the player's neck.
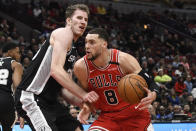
[73,36,79,42]
[65,26,79,42]
[92,49,111,68]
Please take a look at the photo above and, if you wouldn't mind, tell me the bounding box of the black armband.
[138,69,160,94]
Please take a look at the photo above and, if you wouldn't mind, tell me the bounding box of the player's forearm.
[51,67,87,99]
[61,88,83,107]
[138,69,160,94]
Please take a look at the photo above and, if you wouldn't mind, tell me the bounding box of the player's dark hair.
[66,4,89,18]
[2,42,18,53]
[88,28,109,43]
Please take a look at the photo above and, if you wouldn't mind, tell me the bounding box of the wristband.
[138,69,160,94]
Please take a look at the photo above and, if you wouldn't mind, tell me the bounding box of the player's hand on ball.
[83,91,99,103]
[139,87,156,110]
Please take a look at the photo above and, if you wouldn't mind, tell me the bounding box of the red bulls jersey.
[84,49,130,112]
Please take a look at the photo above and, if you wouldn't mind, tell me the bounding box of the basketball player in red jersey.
[74,28,159,131]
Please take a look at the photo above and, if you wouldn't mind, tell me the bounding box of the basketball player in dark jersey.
[0,42,23,131]
[15,4,99,131]
[74,28,160,131]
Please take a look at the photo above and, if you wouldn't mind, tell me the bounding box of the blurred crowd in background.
[0,0,196,123]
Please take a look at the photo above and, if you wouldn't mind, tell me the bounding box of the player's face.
[85,34,105,60]
[70,9,88,37]
[10,47,21,62]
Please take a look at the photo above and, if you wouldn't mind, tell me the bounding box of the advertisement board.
[1,123,196,131]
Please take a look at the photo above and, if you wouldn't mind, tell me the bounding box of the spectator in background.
[26,50,34,60]
[18,36,27,47]
[190,63,196,81]
[156,106,169,121]
[183,104,192,119]
[173,105,184,119]
[0,36,6,50]
[97,4,106,15]
[172,55,180,69]
[185,94,196,113]
[27,4,33,16]
[0,35,6,42]
[42,16,57,33]
[141,60,148,73]
[161,93,169,107]
[184,75,193,94]
[70,107,79,118]
[0,19,9,33]
[154,68,172,90]
[22,57,31,69]
[165,64,175,78]
[174,76,186,96]
[30,38,37,46]
[168,88,180,106]
[165,104,174,120]
[88,4,97,14]
[156,58,166,70]
[147,57,156,75]
[180,56,190,70]
[32,43,39,54]
[175,64,187,78]
[165,63,176,88]
[11,26,20,43]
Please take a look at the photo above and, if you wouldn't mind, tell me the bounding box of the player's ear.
[103,41,108,48]
[66,18,72,25]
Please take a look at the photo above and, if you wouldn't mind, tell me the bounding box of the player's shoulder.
[1,57,13,62]
[74,57,87,77]
[51,28,66,35]
[2,57,9,59]
[118,50,136,64]
[74,57,85,68]
[50,27,73,43]
[118,50,130,60]
[11,60,22,68]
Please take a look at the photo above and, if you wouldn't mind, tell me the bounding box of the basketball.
[118,74,148,105]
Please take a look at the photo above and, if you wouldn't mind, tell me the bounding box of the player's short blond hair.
[66,4,89,18]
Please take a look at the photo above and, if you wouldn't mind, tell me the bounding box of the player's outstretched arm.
[118,51,157,110]
[74,57,98,119]
[50,28,98,103]
[61,88,83,107]
[73,57,99,103]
